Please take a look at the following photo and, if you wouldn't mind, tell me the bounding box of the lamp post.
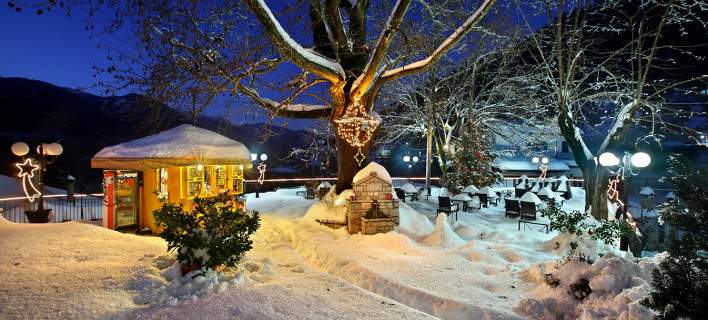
[251,153,268,198]
[403,155,419,182]
[531,156,549,181]
[10,141,63,223]
[598,151,651,251]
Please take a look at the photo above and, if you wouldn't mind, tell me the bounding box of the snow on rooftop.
[352,162,392,185]
[494,157,570,171]
[91,124,251,170]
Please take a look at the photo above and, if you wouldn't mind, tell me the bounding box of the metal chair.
[505,198,520,217]
[520,201,537,220]
[395,188,407,202]
[438,196,460,220]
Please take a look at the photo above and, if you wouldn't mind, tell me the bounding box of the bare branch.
[243,0,346,83]
[350,0,412,98]
[378,0,497,84]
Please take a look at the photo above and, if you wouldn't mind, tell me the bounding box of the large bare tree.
[519,0,707,219]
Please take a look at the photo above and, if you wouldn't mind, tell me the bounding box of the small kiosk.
[91,124,251,233]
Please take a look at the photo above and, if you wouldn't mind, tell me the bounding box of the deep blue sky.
[0,1,545,130]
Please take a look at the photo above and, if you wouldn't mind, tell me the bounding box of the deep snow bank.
[516,252,664,319]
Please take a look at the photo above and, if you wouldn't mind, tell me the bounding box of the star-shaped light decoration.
[257,163,267,185]
[15,158,42,202]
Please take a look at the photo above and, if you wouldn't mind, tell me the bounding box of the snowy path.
[1,188,580,319]
[0,200,432,319]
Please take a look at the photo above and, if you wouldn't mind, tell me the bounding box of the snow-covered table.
[451,194,478,211]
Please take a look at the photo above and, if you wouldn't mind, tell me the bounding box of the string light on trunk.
[333,101,380,166]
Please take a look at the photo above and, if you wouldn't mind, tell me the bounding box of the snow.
[2,184,660,320]
[537,187,554,197]
[352,162,392,184]
[520,191,543,205]
[438,187,451,197]
[317,181,332,189]
[494,157,570,171]
[665,191,676,200]
[639,187,655,196]
[516,252,661,319]
[402,183,418,193]
[451,194,473,201]
[419,214,468,249]
[516,181,527,189]
[463,185,479,194]
[91,124,251,170]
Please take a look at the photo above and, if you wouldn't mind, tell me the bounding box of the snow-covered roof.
[0,174,65,198]
[493,156,570,172]
[352,162,392,185]
[91,124,251,170]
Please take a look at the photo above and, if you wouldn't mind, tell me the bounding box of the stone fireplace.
[347,165,399,235]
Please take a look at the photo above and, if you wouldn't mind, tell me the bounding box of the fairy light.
[257,163,267,185]
[607,174,624,210]
[333,100,380,165]
[15,158,41,202]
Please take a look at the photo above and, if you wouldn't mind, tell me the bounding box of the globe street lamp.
[403,154,419,181]
[531,155,549,180]
[11,141,63,223]
[598,151,651,251]
[251,153,268,198]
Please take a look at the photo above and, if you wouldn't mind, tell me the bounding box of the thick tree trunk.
[333,134,374,193]
[583,163,610,220]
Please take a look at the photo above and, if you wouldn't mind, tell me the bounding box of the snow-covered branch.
[378,0,497,84]
[243,0,346,83]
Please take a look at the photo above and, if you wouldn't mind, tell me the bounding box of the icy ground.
[1,187,658,319]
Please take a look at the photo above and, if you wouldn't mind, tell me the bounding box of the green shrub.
[543,198,632,245]
[153,193,260,270]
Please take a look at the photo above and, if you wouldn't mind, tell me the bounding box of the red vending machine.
[102,171,139,230]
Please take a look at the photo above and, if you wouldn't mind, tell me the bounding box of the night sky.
[0,2,544,130]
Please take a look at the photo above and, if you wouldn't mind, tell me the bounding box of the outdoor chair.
[538,194,549,202]
[515,188,525,198]
[489,194,499,206]
[562,182,572,199]
[477,193,489,208]
[418,188,431,201]
[395,188,407,202]
[305,186,316,199]
[438,196,460,220]
[520,201,537,220]
[640,197,655,217]
[505,198,520,218]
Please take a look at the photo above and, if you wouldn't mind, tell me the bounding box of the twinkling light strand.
[333,100,380,165]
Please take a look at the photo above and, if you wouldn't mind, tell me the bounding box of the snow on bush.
[304,188,351,222]
[516,252,664,319]
[131,254,274,306]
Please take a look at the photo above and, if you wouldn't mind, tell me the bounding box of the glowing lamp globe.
[531,156,540,164]
[260,154,268,161]
[36,143,52,155]
[251,153,258,161]
[598,152,620,167]
[630,152,651,168]
[46,143,63,156]
[11,142,29,156]
[541,157,549,164]
[403,155,410,163]
[412,156,419,162]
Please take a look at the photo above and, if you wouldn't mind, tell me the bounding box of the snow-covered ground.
[1,186,659,319]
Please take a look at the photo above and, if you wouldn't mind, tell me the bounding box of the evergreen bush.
[153,193,260,271]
